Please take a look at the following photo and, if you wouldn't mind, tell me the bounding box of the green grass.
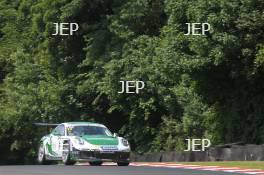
[179,161,264,170]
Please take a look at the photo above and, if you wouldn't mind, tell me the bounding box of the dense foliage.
[0,0,263,164]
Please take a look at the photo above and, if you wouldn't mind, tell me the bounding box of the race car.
[37,122,130,166]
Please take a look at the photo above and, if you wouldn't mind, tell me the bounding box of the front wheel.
[117,162,129,166]
[89,161,103,166]
[62,150,76,165]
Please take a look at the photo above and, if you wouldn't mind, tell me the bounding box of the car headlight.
[74,137,85,145]
[121,138,129,147]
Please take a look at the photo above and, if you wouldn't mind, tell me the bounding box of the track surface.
[0,165,245,175]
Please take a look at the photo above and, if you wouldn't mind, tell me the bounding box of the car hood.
[81,135,118,145]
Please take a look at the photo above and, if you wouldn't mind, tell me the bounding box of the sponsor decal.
[101,145,118,152]
[46,143,57,156]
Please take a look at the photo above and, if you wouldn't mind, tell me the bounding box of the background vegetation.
[0,0,263,164]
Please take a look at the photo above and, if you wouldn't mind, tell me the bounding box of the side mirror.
[113,133,118,137]
[52,130,60,136]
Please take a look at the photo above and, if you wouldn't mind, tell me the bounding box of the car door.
[57,125,66,157]
[50,124,65,156]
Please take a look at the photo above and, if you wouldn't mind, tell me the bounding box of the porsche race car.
[37,122,130,166]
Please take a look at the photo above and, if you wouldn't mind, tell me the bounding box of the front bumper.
[71,150,130,162]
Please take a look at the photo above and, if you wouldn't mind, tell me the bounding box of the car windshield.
[67,125,112,136]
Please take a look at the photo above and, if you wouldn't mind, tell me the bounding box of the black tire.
[89,161,103,166]
[62,150,76,165]
[117,162,129,166]
[38,143,52,165]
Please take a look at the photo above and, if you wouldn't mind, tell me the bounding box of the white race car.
[37,122,130,166]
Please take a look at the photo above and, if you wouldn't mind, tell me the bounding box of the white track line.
[129,163,264,175]
[77,162,264,174]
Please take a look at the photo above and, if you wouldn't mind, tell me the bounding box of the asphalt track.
[0,165,245,175]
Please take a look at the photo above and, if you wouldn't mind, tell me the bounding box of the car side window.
[53,124,65,136]
[58,124,65,136]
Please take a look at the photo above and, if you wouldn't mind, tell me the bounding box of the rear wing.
[34,123,59,126]
[34,123,59,135]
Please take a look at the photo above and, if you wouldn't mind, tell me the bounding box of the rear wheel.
[89,161,103,166]
[38,143,52,165]
[117,162,129,166]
